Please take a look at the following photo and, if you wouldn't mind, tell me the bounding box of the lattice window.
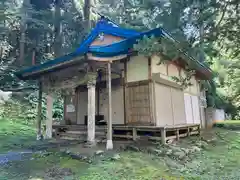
[126,83,152,125]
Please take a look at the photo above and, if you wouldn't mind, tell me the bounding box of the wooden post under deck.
[106,62,113,150]
[45,94,53,139]
[87,79,96,145]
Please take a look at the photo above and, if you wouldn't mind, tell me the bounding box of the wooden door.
[184,93,201,124]
[191,95,201,124]
[125,82,152,125]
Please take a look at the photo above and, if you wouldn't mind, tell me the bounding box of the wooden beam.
[148,57,152,79]
[22,56,86,79]
[106,62,113,150]
[123,59,127,125]
[152,73,182,90]
[125,79,151,87]
[77,78,124,92]
[87,53,127,62]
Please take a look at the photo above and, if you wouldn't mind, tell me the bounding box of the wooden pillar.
[132,128,137,141]
[106,62,113,150]
[187,127,190,137]
[176,129,179,141]
[36,80,43,140]
[161,128,166,145]
[87,79,96,145]
[45,94,53,139]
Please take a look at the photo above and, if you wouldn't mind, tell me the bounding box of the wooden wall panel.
[155,83,174,126]
[76,91,88,124]
[171,88,186,125]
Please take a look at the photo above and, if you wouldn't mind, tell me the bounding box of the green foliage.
[134,35,180,61]
[0,0,86,91]
[0,0,239,118]
[134,35,197,89]
[171,69,195,89]
[0,91,64,124]
[98,0,240,118]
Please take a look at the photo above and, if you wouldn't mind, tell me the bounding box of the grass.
[80,129,240,180]
[0,120,36,153]
[215,120,240,124]
[214,120,240,130]
[0,120,240,179]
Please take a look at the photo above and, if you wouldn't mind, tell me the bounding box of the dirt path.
[0,151,34,165]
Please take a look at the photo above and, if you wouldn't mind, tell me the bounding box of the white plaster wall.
[98,85,124,124]
[190,76,199,95]
[127,55,149,82]
[151,55,200,96]
[151,55,167,75]
[151,55,180,83]
[77,91,88,124]
[76,85,124,125]
[181,70,200,96]
[65,95,77,124]
[168,63,180,81]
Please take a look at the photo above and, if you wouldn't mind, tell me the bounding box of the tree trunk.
[199,2,205,63]
[53,0,62,58]
[19,0,30,65]
[32,48,36,65]
[36,80,43,140]
[84,0,91,33]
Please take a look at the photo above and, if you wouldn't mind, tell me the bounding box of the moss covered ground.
[0,120,239,180]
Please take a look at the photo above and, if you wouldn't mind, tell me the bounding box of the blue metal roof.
[15,17,212,80]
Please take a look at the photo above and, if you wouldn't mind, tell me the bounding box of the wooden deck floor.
[52,124,200,144]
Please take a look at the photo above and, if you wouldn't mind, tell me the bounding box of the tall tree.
[53,0,62,58]
[97,0,240,118]
[84,0,91,33]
